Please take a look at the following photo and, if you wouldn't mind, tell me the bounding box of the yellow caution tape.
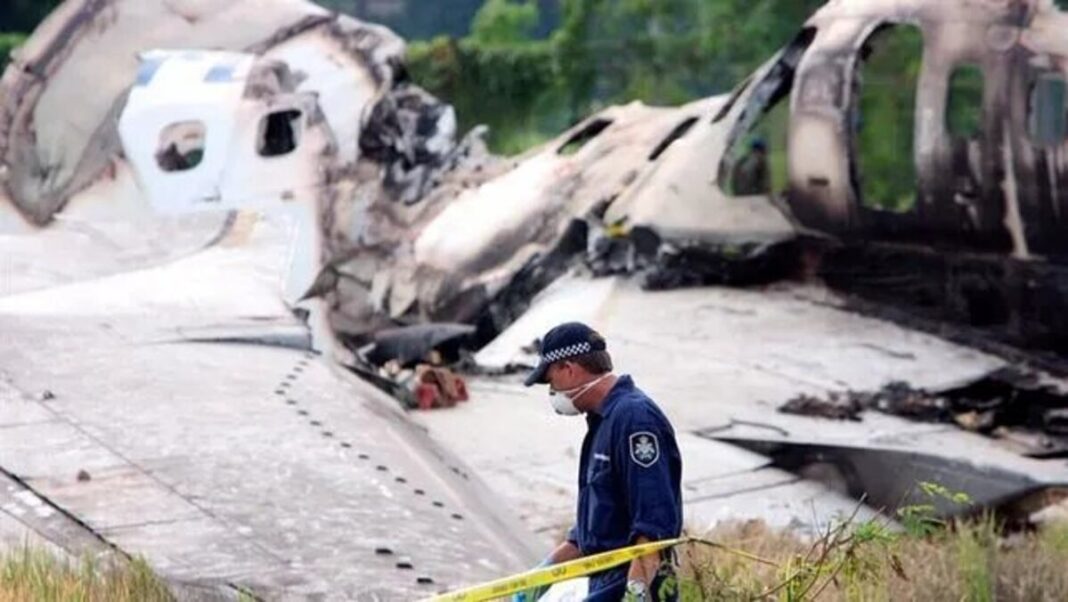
[421,538,684,602]
[604,223,630,239]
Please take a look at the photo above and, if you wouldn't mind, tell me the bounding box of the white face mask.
[549,374,609,416]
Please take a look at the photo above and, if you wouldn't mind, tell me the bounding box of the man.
[520,322,683,601]
[730,137,770,196]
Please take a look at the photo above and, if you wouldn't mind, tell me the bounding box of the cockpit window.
[156,121,206,172]
[258,110,303,157]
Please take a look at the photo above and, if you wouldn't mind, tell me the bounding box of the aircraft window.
[1029,73,1067,146]
[946,65,984,139]
[205,64,236,83]
[854,24,924,213]
[711,76,753,124]
[718,27,817,198]
[557,118,612,156]
[155,121,206,173]
[649,117,698,161]
[135,57,164,87]
[258,110,303,157]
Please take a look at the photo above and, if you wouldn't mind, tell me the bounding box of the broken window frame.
[849,21,925,214]
[1028,71,1068,147]
[257,109,304,159]
[716,27,817,198]
[155,121,207,173]
[945,63,985,141]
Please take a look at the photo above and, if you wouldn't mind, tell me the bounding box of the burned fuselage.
[2,0,1067,364]
[603,0,1068,360]
[734,0,1068,356]
[778,0,1068,252]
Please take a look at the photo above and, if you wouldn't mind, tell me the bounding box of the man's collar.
[593,375,632,417]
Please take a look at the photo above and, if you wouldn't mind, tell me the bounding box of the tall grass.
[6,519,1067,601]
[0,546,173,602]
[678,517,1068,601]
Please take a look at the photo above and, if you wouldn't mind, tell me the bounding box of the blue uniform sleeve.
[615,413,681,543]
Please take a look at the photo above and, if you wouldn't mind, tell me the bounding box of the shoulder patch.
[629,431,660,468]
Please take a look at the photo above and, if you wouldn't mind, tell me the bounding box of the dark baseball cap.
[523,322,608,386]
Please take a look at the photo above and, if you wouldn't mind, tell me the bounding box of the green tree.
[551,0,603,122]
[412,0,836,154]
[552,0,826,114]
[470,0,539,45]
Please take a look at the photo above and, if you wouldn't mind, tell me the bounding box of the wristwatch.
[625,579,648,601]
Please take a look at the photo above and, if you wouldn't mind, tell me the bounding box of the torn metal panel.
[364,322,475,367]
[704,430,1068,521]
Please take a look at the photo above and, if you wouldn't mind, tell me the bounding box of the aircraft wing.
[0,216,539,599]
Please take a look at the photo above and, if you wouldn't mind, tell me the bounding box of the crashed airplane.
[1,0,1068,599]
[4,0,1067,353]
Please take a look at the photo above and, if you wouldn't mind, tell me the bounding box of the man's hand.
[626,536,658,597]
[547,541,581,564]
[511,542,581,602]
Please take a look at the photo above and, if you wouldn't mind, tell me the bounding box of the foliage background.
[401,0,827,152]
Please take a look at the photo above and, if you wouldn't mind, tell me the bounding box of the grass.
[674,517,1068,601]
[0,546,173,602]
[5,513,1067,601]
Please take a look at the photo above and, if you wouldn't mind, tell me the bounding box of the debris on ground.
[408,366,470,411]
[779,369,1068,457]
[865,381,950,422]
[779,393,863,421]
[779,381,946,422]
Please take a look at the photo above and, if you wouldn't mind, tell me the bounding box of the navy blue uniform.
[567,376,682,601]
